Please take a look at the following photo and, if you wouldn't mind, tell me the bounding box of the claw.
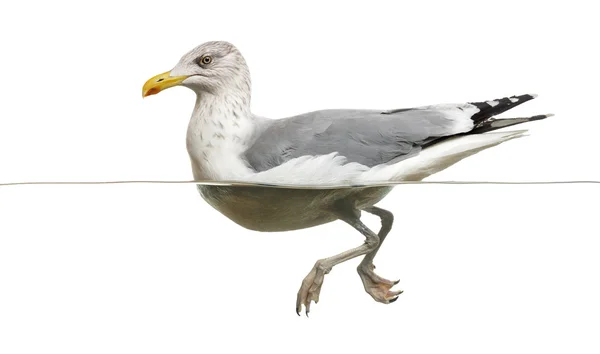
[358,264,403,304]
[390,289,404,296]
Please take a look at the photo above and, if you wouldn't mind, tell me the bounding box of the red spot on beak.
[145,87,160,97]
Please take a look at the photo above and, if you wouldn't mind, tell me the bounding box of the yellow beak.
[142,71,189,97]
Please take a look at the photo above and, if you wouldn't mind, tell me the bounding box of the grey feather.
[243,108,466,172]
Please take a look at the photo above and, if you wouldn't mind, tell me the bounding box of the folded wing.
[243,93,546,174]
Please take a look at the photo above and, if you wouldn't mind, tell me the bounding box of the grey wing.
[243,93,544,172]
[243,105,477,173]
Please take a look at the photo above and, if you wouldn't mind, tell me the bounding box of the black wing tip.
[471,113,553,134]
[469,93,540,124]
[469,93,538,109]
[531,113,554,120]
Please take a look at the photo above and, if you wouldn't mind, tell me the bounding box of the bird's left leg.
[357,206,403,304]
[296,205,380,316]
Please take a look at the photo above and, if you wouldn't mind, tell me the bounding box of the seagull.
[142,41,551,316]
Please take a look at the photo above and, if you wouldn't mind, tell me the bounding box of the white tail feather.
[363,130,528,182]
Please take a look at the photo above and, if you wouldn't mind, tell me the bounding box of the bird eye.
[199,55,213,65]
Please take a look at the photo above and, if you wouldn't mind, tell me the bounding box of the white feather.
[246,153,368,184]
[365,130,527,182]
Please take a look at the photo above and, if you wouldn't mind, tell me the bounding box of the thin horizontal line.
[0,180,599,190]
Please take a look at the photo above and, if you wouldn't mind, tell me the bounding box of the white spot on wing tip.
[530,93,539,98]
[545,113,555,117]
[486,100,499,107]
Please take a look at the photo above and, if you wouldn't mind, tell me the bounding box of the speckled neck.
[188,90,253,143]
[185,91,256,180]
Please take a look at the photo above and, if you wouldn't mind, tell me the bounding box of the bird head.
[142,41,251,98]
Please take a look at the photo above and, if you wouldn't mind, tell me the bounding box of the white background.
[1,1,599,353]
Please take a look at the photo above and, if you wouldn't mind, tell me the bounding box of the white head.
[142,41,251,100]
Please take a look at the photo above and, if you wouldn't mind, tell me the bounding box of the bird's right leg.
[357,206,403,304]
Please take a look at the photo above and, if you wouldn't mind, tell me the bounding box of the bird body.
[142,41,552,315]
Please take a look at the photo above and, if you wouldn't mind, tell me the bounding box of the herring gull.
[142,41,551,315]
